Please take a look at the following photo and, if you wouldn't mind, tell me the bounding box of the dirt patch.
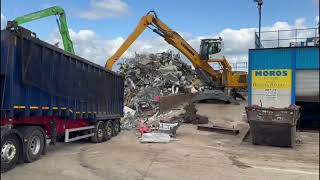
[229,156,252,169]
[165,103,209,124]
[159,93,196,114]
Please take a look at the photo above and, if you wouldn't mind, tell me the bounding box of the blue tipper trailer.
[248,41,319,127]
[1,26,124,172]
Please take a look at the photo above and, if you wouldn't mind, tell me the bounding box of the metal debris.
[119,51,196,128]
[139,133,171,143]
[157,122,180,137]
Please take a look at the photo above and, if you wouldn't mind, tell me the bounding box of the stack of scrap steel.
[119,52,196,115]
[119,51,197,129]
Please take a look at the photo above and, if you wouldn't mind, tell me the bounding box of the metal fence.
[231,61,248,72]
[210,61,248,72]
[255,27,319,48]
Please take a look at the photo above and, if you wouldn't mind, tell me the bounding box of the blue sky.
[1,0,319,67]
[2,0,319,38]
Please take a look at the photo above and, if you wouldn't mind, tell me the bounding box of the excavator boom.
[6,6,75,54]
[105,11,218,81]
[106,11,247,90]
[106,14,153,70]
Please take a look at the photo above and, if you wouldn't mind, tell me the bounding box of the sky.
[1,0,319,69]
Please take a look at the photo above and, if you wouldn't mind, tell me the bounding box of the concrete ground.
[2,102,319,180]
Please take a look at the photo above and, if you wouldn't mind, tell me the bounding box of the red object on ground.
[153,96,161,102]
[138,120,151,134]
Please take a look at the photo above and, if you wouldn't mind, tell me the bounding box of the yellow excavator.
[106,11,247,101]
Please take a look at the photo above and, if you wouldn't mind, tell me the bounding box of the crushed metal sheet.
[140,133,171,143]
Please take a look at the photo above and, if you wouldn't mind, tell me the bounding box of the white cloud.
[219,28,256,57]
[79,0,129,20]
[48,28,171,67]
[48,17,317,71]
[315,16,319,25]
[294,18,307,29]
[1,13,6,29]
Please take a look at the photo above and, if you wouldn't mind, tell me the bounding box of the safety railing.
[231,61,248,72]
[210,61,248,72]
[255,27,319,49]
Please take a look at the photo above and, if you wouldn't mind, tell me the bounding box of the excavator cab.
[199,38,222,60]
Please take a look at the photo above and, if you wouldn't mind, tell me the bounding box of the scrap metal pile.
[119,51,205,129]
[119,51,196,116]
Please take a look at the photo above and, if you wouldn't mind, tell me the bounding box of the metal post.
[254,0,263,48]
[278,30,280,47]
[258,4,262,44]
[295,29,297,45]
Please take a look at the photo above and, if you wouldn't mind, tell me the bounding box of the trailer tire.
[112,119,120,136]
[1,134,21,173]
[104,121,113,141]
[20,127,45,163]
[91,121,105,143]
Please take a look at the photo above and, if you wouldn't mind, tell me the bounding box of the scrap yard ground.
[2,102,319,180]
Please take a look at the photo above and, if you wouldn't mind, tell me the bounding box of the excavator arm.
[105,14,153,70]
[105,11,218,81]
[106,11,246,103]
[6,6,75,54]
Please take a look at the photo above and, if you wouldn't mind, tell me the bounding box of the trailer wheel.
[21,127,45,163]
[1,134,21,173]
[112,119,120,136]
[91,121,105,143]
[104,121,113,141]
